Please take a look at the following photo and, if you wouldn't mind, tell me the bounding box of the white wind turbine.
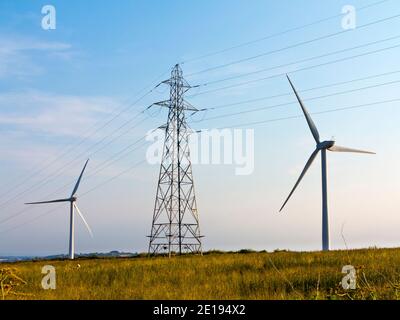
[280,75,375,251]
[26,159,92,259]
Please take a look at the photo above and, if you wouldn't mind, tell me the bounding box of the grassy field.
[2,248,400,300]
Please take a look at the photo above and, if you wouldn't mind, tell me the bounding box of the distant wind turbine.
[25,159,92,259]
[280,75,375,251]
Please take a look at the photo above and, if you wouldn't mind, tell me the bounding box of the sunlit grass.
[3,247,400,300]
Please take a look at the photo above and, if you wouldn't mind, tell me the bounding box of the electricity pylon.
[148,64,203,256]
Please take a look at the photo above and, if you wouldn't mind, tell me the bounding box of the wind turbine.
[280,75,375,251]
[25,159,92,259]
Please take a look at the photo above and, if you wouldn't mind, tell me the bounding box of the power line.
[84,139,148,181]
[214,97,400,129]
[80,159,147,198]
[0,205,65,237]
[2,0,400,240]
[0,73,173,223]
[2,96,398,236]
[0,90,150,201]
[0,137,149,226]
[2,14,395,194]
[0,159,147,236]
[199,34,400,87]
[0,69,169,202]
[0,71,173,208]
[204,69,400,110]
[0,69,172,234]
[180,0,391,65]
[188,42,400,98]
[0,110,151,211]
[192,78,400,122]
[186,12,400,77]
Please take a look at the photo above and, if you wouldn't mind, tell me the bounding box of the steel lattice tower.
[148,64,203,256]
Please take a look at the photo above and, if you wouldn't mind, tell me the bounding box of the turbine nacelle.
[317,140,335,150]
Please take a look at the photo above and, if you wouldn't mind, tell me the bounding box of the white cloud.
[0,91,119,137]
[0,90,148,180]
[0,34,72,78]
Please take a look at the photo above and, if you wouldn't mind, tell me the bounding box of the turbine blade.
[328,145,376,154]
[286,75,320,143]
[74,203,93,238]
[25,198,71,205]
[71,159,89,197]
[280,149,320,212]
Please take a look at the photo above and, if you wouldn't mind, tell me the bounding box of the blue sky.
[1,0,400,256]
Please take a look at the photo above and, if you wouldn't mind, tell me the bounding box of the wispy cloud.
[0,34,72,78]
[0,91,119,138]
[0,90,129,177]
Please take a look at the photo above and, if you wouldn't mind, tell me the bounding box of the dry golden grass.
[0,267,28,299]
[3,247,400,300]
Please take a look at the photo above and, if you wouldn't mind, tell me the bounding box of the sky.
[0,0,400,256]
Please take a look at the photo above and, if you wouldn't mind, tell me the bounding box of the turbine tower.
[280,75,375,251]
[25,159,92,259]
[148,64,203,256]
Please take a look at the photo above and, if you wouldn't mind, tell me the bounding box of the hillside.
[2,248,400,300]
